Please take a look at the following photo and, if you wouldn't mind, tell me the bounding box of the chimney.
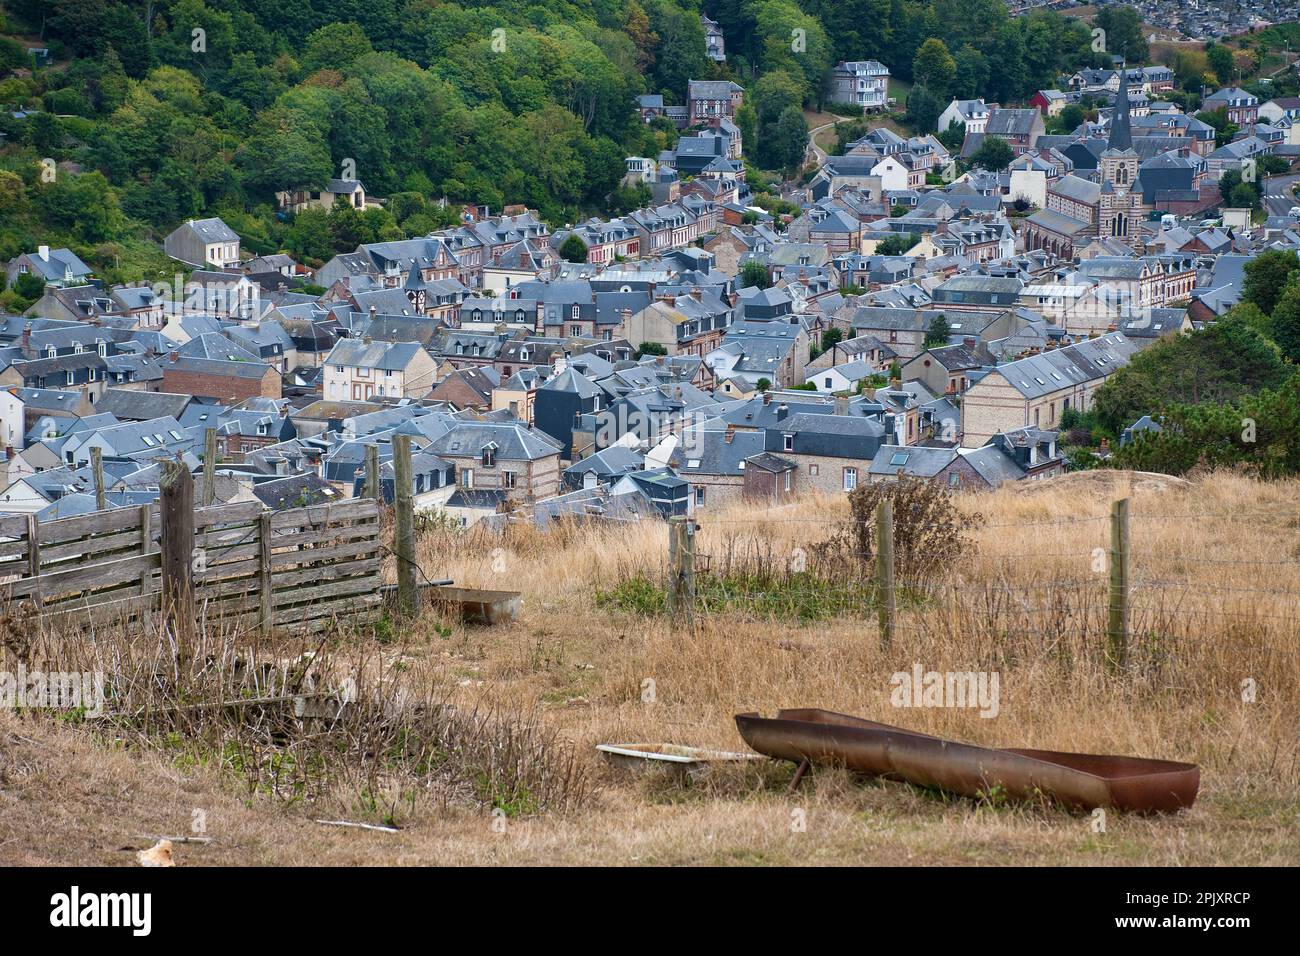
[369,305,377,319]
[21,327,30,353]
[553,354,568,375]
[724,424,735,444]
[762,392,772,406]
[776,403,788,421]
[655,354,665,366]
[38,245,49,262]
[890,377,901,389]
[833,394,849,416]
[169,351,179,363]
[963,337,976,348]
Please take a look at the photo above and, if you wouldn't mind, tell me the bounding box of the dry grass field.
[1,470,1297,866]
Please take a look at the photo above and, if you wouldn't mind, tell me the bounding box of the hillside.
[2,470,1296,866]
[0,0,1123,294]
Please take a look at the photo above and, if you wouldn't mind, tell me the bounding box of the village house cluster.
[2,48,1298,529]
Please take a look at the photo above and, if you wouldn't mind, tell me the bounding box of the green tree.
[912,38,956,102]
[1095,5,1149,63]
[301,22,375,75]
[1056,104,1085,133]
[1242,249,1300,317]
[1205,43,1235,86]
[924,313,951,348]
[877,232,919,255]
[771,105,809,173]
[952,45,989,101]
[1270,279,1300,362]
[1091,316,1292,434]
[11,272,46,302]
[742,259,771,289]
[39,172,128,243]
[1196,107,1239,147]
[1112,374,1300,478]
[559,234,588,263]
[969,135,1014,171]
[906,86,942,134]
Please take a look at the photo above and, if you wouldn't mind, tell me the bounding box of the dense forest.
[0,0,1205,291]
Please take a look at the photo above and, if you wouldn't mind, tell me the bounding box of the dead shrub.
[816,476,983,582]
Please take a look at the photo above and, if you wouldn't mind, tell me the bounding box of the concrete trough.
[431,586,521,625]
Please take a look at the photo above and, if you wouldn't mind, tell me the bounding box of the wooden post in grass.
[392,433,417,616]
[1107,497,1131,670]
[258,511,273,638]
[26,514,41,609]
[90,446,106,511]
[875,498,895,650]
[139,503,154,598]
[202,427,218,507]
[160,459,195,654]
[682,518,696,613]
[364,444,380,501]
[667,516,694,618]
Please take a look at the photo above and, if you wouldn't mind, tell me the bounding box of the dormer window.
[482,443,497,468]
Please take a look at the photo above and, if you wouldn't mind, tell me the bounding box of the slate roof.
[325,338,426,371]
[867,444,957,477]
[991,332,1138,399]
[425,421,562,461]
[252,473,341,510]
[182,218,240,243]
[13,247,93,282]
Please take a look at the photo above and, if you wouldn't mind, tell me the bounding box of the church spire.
[1109,64,1133,152]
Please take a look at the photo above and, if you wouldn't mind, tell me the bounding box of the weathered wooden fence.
[0,490,382,635]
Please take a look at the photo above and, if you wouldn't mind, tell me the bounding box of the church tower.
[1098,67,1146,247]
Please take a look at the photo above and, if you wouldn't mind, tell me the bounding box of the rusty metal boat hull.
[734,709,1199,813]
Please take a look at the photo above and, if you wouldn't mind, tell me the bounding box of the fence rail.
[0,489,382,635]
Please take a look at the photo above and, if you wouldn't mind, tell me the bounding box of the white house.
[872,156,910,193]
[163,218,242,269]
[938,99,990,135]
[805,359,874,394]
[322,339,439,401]
[830,61,891,112]
[0,387,25,450]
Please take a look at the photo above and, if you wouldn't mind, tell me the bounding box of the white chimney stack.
[38,245,49,262]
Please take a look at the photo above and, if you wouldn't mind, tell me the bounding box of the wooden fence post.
[1107,497,1131,670]
[258,511,273,638]
[202,427,218,507]
[667,517,681,617]
[90,446,107,511]
[875,499,895,650]
[364,443,380,501]
[392,434,417,616]
[25,514,41,609]
[666,516,695,618]
[138,503,153,598]
[160,460,195,654]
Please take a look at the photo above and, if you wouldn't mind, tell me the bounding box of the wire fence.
[606,504,1300,653]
